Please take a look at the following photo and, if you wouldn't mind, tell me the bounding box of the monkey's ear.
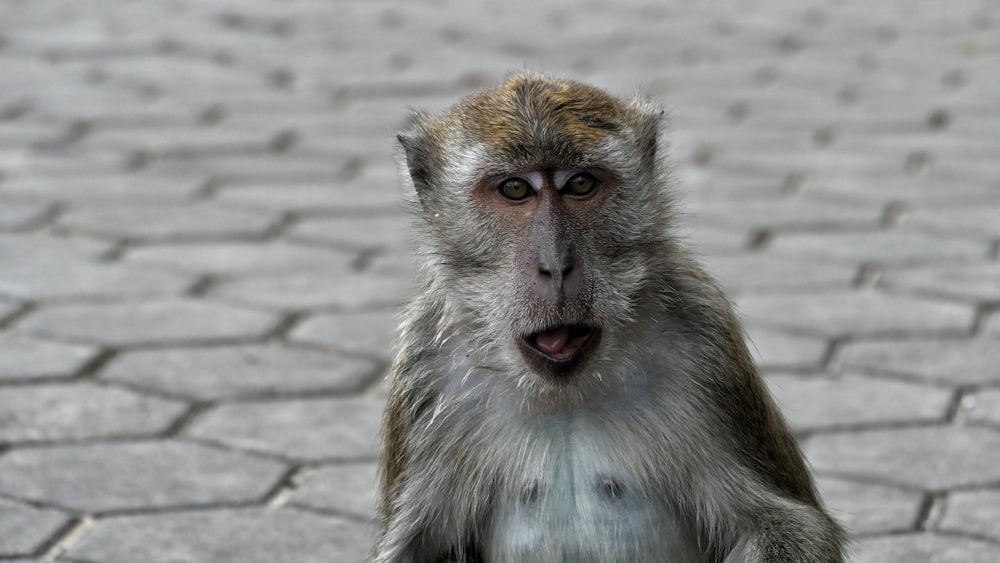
[630,99,668,165]
[396,125,434,204]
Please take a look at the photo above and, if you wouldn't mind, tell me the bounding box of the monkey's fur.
[375,73,845,562]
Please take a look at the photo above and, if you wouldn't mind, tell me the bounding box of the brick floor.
[0,0,997,560]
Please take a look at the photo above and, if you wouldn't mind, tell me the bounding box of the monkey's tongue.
[534,326,571,356]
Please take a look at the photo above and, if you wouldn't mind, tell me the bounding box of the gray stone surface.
[702,254,856,294]
[939,490,1000,542]
[880,262,1000,303]
[124,241,354,276]
[186,396,383,461]
[0,235,189,300]
[765,373,951,431]
[964,389,1000,426]
[67,508,371,563]
[764,230,988,265]
[0,383,188,442]
[0,0,995,559]
[906,203,1000,238]
[0,441,287,512]
[691,195,881,231]
[290,463,378,520]
[985,313,1000,338]
[735,291,974,336]
[213,270,415,311]
[0,499,69,556]
[0,176,200,203]
[290,310,399,359]
[55,202,277,242]
[814,476,923,535]
[837,338,1000,385]
[289,215,410,252]
[0,201,49,231]
[852,534,1000,563]
[16,298,280,346]
[744,325,828,368]
[806,426,1000,490]
[216,178,403,213]
[0,334,96,380]
[100,344,378,401]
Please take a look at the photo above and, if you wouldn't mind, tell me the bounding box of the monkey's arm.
[374,328,488,563]
[715,358,845,560]
[674,277,845,562]
[722,501,844,563]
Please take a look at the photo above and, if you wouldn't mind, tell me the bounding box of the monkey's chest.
[483,424,702,563]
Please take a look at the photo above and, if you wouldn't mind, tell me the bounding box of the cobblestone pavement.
[0,0,997,561]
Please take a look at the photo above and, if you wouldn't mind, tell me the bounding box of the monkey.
[374,73,845,563]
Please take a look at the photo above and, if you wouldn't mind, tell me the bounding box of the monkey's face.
[478,168,610,379]
[399,74,669,388]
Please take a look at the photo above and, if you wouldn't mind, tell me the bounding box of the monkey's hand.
[723,502,845,563]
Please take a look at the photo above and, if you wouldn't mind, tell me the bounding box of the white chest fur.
[482,413,703,563]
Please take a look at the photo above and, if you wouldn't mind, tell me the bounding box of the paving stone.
[0,334,96,380]
[215,172,404,213]
[837,338,1000,385]
[124,241,354,276]
[0,234,189,300]
[938,490,1000,542]
[289,310,398,359]
[0,200,49,230]
[186,396,383,461]
[16,298,279,346]
[289,214,410,252]
[906,204,1000,238]
[675,221,751,254]
[67,507,371,563]
[366,248,421,279]
[806,426,1000,490]
[852,533,1000,563]
[765,373,951,431]
[0,441,287,513]
[0,0,997,556]
[0,499,69,556]
[145,154,348,185]
[55,202,277,241]
[880,262,1000,303]
[0,175,201,203]
[100,344,378,401]
[702,254,856,294]
[985,313,1000,338]
[690,195,880,231]
[0,383,188,442]
[290,462,377,520]
[735,291,974,337]
[213,270,415,311]
[86,124,275,156]
[765,229,988,265]
[743,325,828,368]
[814,475,923,535]
[964,389,1000,426]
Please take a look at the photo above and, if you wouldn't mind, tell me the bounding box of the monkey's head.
[398,73,674,393]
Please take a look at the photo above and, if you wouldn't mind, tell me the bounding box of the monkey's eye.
[498,178,533,200]
[563,172,598,196]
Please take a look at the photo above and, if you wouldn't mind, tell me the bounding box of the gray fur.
[375,74,845,563]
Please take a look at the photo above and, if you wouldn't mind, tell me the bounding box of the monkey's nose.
[537,259,573,282]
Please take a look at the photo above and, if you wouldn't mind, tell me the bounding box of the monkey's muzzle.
[520,324,599,376]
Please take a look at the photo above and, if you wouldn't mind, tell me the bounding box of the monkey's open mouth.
[519,324,599,375]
